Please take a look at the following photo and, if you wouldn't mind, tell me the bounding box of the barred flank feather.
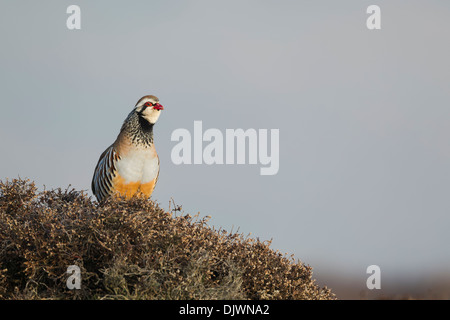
[91,145,120,202]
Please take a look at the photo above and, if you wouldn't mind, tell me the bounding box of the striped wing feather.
[91,145,120,202]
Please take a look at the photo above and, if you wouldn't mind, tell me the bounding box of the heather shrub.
[0,178,335,300]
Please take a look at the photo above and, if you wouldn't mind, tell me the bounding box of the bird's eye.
[144,102,152,107]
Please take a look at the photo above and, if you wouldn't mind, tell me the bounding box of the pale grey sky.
[1,1,450,292]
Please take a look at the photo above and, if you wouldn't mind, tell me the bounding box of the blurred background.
[1,0,450,299]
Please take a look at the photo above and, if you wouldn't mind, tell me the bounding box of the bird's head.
[135,95,164,124]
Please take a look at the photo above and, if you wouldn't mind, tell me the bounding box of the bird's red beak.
[153,103,164,110]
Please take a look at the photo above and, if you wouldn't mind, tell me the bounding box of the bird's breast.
[115,146,159,184]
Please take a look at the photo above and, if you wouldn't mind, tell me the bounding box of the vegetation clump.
[0,178,335,300]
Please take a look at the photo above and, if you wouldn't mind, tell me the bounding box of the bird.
[91,95,164,202]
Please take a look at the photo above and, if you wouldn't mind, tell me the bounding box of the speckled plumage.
[121,111,154,147]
